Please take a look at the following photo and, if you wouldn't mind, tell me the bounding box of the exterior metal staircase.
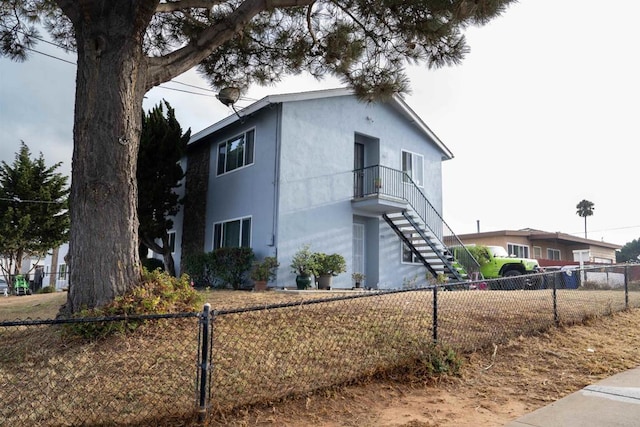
[383,210,464,281]
[353,165,480,282]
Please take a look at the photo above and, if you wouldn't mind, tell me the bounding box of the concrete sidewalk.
[506,366,640,427]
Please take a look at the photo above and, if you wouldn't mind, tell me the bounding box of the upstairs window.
[217,129,255,175]
[402,150,424,187]
[213,217,252,249]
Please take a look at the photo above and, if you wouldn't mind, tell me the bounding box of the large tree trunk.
[65,6,150,313]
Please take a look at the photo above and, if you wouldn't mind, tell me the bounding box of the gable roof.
[189,87,454,160]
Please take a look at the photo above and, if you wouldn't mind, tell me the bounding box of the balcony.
[351,165,408,215]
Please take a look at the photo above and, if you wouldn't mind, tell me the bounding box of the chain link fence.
[0,313,203,426]
[1,264,639,425]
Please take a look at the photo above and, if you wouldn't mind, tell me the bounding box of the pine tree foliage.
[0,142,69,277]
[0,0,515,311]
[1,0,515,98]
[138,101,190,277]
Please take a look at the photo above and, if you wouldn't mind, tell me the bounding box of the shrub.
[210,247,255,290]
[290,244,316,276]
[38,285,57,294]
[66,269,204,339]
[466,245,491,266]
[250,256,279,282]
[182,252,217,287]
[141,257,164,272]
[312,252,346,276]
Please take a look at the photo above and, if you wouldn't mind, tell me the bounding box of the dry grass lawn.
[2,289,640,426]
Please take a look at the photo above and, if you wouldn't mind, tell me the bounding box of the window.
[402,150,424,187]
[213,217,252,249]
[547,248,561,260]
[533,246,542,259]
[507,243,529,258]
[168,231,176,253]
[217,129,255,175]
[402,234,421,264]
[58,264,67,280]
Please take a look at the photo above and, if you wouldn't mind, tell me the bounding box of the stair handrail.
[354,165,482,277]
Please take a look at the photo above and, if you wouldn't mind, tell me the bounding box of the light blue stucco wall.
[275,95,447,289]
[200,107,281,261]
[175,92,450,290]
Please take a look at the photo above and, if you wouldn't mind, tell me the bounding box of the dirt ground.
[214,308,640,427]
[4,292,640,426]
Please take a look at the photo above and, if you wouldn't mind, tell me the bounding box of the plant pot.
[354,282,362,288]
[296,274,312,290]
[318,274,332,290]
[254,280,268,291]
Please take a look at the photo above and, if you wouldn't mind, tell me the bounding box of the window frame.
[547,248,561,260]
[212,216,252,250]
[168,231,176,254]
[507,243,530,258]
[216,128,255,176]
[58,264,67,280]
[533,246,542,259]
[401,234,422,265]
[401,149,425,188]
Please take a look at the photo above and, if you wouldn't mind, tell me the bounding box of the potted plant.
[290,244,316,289]
[250,256,279,291]
[374,177,382,190]
[351,272,365,289]
[312,252,346,290]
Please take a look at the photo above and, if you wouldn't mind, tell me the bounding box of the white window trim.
[507,242,530,258]
[547,247,561,260]
[212,215,253,250]
[216,128,256,176]
[533,246,542,259]
[401,149,425,188]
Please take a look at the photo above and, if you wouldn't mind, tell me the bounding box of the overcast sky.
[1,0,638,247]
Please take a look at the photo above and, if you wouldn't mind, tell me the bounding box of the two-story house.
[173,88,466,289]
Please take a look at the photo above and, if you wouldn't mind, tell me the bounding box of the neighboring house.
[455,228,621,267]
[41,243,69,291]
[173,88,461,289]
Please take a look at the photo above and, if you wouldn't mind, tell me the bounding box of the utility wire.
[4,24,257,102]
[0,197,65,204]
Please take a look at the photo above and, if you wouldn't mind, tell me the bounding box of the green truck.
[458,245,541,289]
[13,275,32,296]
[480,245,540,279]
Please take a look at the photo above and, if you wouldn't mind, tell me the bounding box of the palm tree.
[576,199,595,239]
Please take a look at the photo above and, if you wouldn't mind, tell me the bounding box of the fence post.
[198,303,212,423]
[432,285,438,343]
[552,274,559,327]
[625,265,629,310]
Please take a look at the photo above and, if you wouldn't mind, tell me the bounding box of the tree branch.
[155,0,222,13]
[146,0,314,88]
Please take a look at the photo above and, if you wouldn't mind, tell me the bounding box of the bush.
[182,252,217,287]
[250,256,279,282]
[210,247,255,290]
[38,285,57,294]
[290,244,316,276]
[66,269,204,339]
[184,248,255,289]
[141,257,165,272]
[312,252,346,276]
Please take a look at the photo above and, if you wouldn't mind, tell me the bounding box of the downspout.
[272,104,282,256]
